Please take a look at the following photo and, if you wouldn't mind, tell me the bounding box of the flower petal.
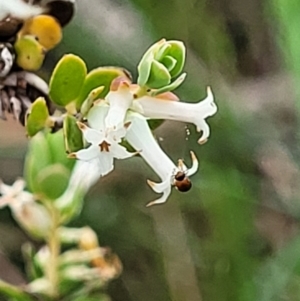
[105,82,134,131]
[134,86,217,143]
[185,151,199,176]
[146,179,172,207]
[98,152,114,177]
[111,144,136,160]
[78,123,103,144]
[73,145,99,161]
[87,102,108,131]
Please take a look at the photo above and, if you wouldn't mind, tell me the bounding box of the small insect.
[174,170,192,192]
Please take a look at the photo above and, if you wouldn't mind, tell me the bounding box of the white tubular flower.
[105,79,134,131]
[0,179,51,238]
[125,112,199,206]
[133,86,217,144]
[70,103,135,177]
[55,160,102,211]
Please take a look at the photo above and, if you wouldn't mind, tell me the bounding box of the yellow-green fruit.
[18,15,62,50]
[14,35,45,71]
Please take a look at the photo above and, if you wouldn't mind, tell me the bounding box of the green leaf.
[151,73,187,96]
[76,67,129,108]
[49,54,87,106]
[146,60,171,89]
[166,41,186,78]
[161,55,177,71]
[25,97,50,137]
[63,115,84,153]
[155,43,171,60]
[0,280,33,301]
[80,86,105,116]
[14,35,45,71]
[137,44,157,86]
[36,164,70,200]
[47,130,76,171]
[24,132,52,193]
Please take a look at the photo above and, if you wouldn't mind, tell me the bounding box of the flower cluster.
[70,77,217,206]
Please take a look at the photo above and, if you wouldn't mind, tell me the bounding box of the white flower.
[104,80,217,144]
[0,178,51,237]
[125,112,199,206]
[133,86,217,144]
[70,103,135,177]
[55,160,103,215]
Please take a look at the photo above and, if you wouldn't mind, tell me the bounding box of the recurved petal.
[186,151,199,176]
[146,179,172,207]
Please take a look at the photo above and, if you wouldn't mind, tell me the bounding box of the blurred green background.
[2,0,300,300]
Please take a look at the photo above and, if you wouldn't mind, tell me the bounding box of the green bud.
[137,39,186,91]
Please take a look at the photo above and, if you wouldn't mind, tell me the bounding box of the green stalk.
[45,203,61,299]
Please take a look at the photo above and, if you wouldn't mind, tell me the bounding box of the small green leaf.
[155,43,171,60]
[49,54,87,106]
[76,67,129,108]
[80,86,104,116]
[146,60,171,89]
[166,41,186,78]
[161,55,177,71]
[14,35,45,71]
[24,133,52,193]
[151,73,187,96]
[63,115,84,153]
[26,97,50,136]
[137,39,165,86]
[47,130,76,171]
[36,164,70,200]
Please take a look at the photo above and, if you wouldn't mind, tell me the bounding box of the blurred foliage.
[2,0,300,301]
